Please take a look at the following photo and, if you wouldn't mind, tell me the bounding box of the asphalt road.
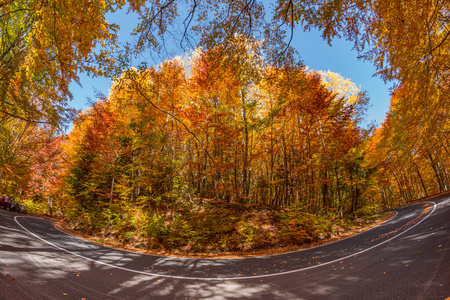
[0,194,449,299]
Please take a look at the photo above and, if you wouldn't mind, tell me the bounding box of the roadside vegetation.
[53,199,386,256]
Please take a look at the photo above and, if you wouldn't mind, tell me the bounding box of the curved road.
[0,194,449,299]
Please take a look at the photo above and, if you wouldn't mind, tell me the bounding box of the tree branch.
[128,75,214,161]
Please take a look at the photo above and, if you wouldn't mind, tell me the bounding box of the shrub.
[23,198,47,214]
[146,214,169,242]
[276,207,333,245]
[355,205,377,219]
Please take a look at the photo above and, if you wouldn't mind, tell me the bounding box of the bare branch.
[180,0,197,50]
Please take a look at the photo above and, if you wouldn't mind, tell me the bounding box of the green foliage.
[23,198,47,214]
[130,202,269,251]
[237,220,264,248]
[47,191,381,253]
[146,214,169,242]
[354,206,377,219]
[276,206,333,245]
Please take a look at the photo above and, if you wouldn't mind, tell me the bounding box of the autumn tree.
[365,83,450,209]
[0,0,136,125]
[0,117,65,200]
[0,0,151,194]
[256,65,369,215]
[24,136,63,215]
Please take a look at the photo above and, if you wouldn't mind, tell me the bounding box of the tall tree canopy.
[3,0,449,125]
[130,1,449,84]
[0,0,137,126]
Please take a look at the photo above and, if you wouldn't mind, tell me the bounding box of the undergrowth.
[47,200,381,254]
[21,194,383,254]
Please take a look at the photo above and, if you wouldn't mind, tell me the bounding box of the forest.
[1,0,449,253]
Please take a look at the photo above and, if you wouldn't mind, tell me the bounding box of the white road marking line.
[14,202,436,281]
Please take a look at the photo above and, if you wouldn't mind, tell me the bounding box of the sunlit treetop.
[316,70,361,105]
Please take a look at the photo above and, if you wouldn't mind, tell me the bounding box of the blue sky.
[69,9,393,127]
[291,28,394,126]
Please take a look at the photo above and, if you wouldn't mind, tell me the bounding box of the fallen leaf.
[63,293,68,296]
[10,278,16,280]
[438,245,442,248]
